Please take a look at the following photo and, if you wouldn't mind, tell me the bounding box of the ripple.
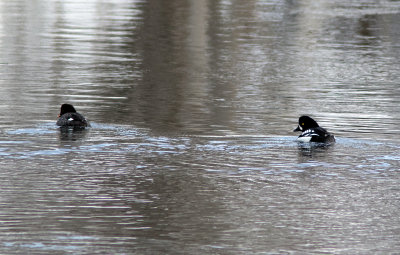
[7,128,57,135]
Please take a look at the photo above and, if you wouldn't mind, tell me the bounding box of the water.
[0,0,399,254]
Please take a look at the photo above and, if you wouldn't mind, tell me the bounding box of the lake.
[0,0,399,254]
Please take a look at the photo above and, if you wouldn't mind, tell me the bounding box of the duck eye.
[301,122,304,126]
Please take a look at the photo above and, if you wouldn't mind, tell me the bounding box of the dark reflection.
[130,0,213,133]
[357,15,378,38]
[58,127,88,142]
[297,142,335,158]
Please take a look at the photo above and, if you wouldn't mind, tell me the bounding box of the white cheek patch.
[68,118,74,121]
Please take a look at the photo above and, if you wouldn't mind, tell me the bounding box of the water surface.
[0,0,399,254]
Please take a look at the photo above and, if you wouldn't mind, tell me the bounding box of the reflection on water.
[0,0,400,254]
[296,142,335,158]
[1,124,400,254]
[59,127,89,142]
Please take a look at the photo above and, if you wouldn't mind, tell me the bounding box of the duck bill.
[293,125,301,132]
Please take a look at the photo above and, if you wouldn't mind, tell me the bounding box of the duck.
[293,116,335,143]
[56,104,90,128]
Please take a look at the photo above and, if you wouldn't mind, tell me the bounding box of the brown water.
[0,0,400,254]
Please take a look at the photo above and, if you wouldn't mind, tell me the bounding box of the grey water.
[0,0,399,254]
